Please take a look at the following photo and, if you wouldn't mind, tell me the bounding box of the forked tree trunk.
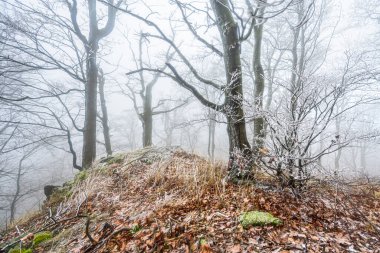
[77,0,120,168]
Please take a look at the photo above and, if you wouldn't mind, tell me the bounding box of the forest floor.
[1,147,380,253]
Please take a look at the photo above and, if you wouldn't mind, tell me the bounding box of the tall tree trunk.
[10,158,23,223]
[212,0,252,177]
[98,69,112,156]
[82,41,98,168]
[253,6,265,150]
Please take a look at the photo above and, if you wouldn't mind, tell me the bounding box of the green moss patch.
[33,231,52,247]
[199,238,207,245]
[239,211,282,228]
[8,247,32,253]
[130,224,142,234]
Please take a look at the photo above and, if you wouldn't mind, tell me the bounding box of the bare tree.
[65,0,122,167]
[124,34,188,147]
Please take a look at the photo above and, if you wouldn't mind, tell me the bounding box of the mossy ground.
[8,247,33,253]
[7,231,52,253]
[33,231,52,247]
[106,153,125,165]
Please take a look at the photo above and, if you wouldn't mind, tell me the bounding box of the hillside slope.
[1,147,380,252]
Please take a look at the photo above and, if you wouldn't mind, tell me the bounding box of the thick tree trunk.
[98,70,112,156]
[212,0,252,177]
[82,43,98,168]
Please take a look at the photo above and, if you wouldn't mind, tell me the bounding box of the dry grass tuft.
[144,150,227,198]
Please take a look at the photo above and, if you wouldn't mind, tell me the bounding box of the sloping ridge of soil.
[1,147,380,252]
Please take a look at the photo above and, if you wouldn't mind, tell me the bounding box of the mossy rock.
[44,185,72,208]
[33,231,52,247]
[239,211,282,228]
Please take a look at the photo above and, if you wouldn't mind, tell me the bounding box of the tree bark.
[98,69,112,156]
[142,84,153,147]
[252,5,266,150]
[82,41,99,168]
[208,110,216,161]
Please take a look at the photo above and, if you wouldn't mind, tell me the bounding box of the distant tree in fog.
[124,34,188,148]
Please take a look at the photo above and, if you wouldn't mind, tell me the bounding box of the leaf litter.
[1,147,379,252]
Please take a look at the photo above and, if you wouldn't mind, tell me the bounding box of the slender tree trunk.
[334,117,341,171]
[164,110,174,146]
[98,69,112,156]
[10,158,23,223]
[208,110,216,161]
[360,143,367,169]
[142,85,153,147]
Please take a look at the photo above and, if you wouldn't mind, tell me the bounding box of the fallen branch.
[85,216,95,244]
[85,227,131,253]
